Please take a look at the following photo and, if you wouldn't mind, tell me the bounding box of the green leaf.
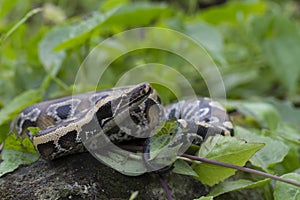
[193,135,264,186]
[262,15,300,95]
[236,102,280,130]
[198,1,266,24]
[52,9,118,51]
[149,120,179,160]
[0,90,42,127]
[193,196,213,200]
[100,2,169,28]
[93,147,146,176]
[276,124,300,145]
[147,120,185,168]
[267,98,300,129]
[150,143,181,168]
[0,124,9,144]
[27,127,41,137]
[100,0,129,11]
[185,22,225,64]
[0,149,39,177]
[38,26,68,76]
[235,126,289,171]
[0,134,39,177]
[54,2,169,51]
[273,144,300,174]
[274,173,300,200]
[173,159,198,177]
[208,179,270,197]
[84,131,146,176]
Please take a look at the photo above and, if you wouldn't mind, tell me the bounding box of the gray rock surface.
[0,152,210,199]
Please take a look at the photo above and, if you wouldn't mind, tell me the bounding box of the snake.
[11,82,233,162]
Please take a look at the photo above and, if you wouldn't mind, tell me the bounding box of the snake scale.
[12,82,233,161]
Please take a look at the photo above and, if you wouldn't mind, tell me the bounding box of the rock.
[0,152,209,199]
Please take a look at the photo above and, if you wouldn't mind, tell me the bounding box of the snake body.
[12,83,233,160]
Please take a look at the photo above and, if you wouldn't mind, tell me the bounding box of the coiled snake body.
[12,83,233,160]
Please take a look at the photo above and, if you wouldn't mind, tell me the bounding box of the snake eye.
[129,83,152,106]
[56,104,72,120]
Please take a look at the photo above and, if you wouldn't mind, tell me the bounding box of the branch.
[181,153,300,187]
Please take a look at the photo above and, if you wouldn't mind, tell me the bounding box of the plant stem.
[181,153,300,187]
[0,8,42,43]
[159,174,173,200]
[118,144,300,187]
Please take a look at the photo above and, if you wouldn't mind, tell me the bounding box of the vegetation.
[1,0,300,199]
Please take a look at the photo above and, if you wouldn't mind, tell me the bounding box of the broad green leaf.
[93,148,146,176]
[38,26,68,75]
[0,90,41,127]
[236,102,280,130]
[3,133,37,154]
[198,1,266,24]
[149,120,178,160]
[262,16,300,95]
[193,135,264,186]
[52,9,119,51]
[0,134,39,177]
[208,179,269,197]
[100,0,129,11]
[274,144,300,174]
[276,124,300,145]
[54,2,169,51]
[267,98,300,129]
[0,124,9,144]
[173,159,198,177]
[185,22,225,64]
[84,130,146,176]
[100,2,169,28]
[235,126,289,171]
[0,149,39,177]
[223,68,258,92]
[274,173,300,200]
[147,120,187,169]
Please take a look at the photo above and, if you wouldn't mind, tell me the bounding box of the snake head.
[94,82,163,134]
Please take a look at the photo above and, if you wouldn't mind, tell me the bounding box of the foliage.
[274,173,300,200]
[1,0,300,199]
[192,135,264,186]
[0,134,38,177]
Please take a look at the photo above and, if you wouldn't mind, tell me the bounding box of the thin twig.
[159,174,173,200]
[118,144,300,187]
[181,153,300,187]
